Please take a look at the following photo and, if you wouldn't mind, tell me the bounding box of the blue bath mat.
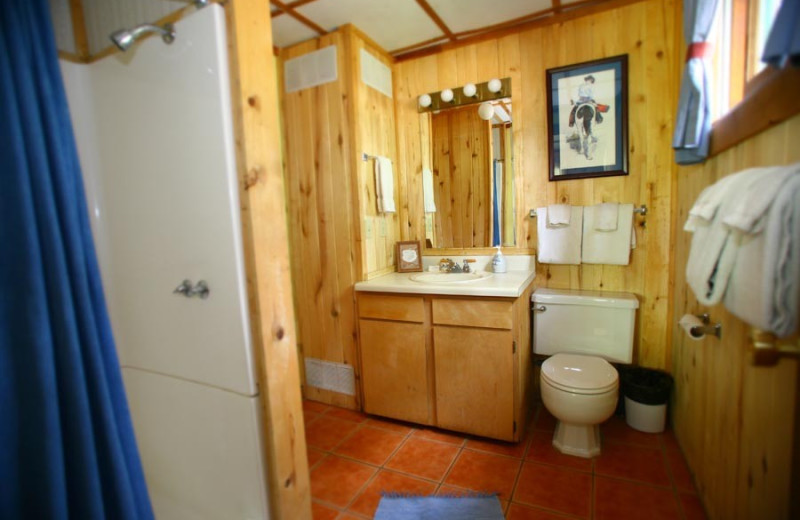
[374,493,504,520]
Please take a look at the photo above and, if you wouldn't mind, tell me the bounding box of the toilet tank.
[532,288,639,363]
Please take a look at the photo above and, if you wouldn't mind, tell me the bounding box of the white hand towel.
[422,168,436,213]
[684,169,751,231]
[375,156,396,213]
[546,204,571,228]
[722,162,800,233]
[593,203,619,231]
[581,203,634,265]
[537,206,583,265]
[684,170,759,306]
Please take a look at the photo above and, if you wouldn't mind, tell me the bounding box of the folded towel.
[375,156,396,213]
[593,203,619,231]
[546,204,571,228]
[582,203,634,265]
[722,162,800,233]
[684,169,749,231]
[537,206,583,264]
[422,167,436,213]
[684,172,751,305]
[723,170,800,337]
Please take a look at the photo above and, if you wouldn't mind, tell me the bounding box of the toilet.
[532,288,639,457]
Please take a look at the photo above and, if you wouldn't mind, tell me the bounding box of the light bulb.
[462,83,477,97]
[418,93,432,108]
[478,102,495,120]
[440,89,454,103]
[487,78,502,93]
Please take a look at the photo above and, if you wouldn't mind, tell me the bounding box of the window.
[705,0,797,157]
[709,0,781,122]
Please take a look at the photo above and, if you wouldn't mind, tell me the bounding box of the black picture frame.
[546,55,628,181]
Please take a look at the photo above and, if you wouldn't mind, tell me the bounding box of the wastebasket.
[620,367,673,433]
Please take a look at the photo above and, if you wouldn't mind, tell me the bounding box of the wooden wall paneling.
[226,0,310,516]
[393,0,677,367]
[281,33,359,409]
[68,0,89,60]
[672,115,800,519]
[638,0,676,369]
[348,28,401,279]
[431,112,452,246]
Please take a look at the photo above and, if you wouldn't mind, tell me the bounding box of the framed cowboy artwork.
[546,55,628,181]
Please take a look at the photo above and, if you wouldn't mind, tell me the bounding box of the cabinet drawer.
[432,298,513,329]
[358,293,424,322]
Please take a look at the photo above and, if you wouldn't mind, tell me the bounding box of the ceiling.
[270,0,597,58]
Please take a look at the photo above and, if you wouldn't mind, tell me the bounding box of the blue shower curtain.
[0,1,153,518]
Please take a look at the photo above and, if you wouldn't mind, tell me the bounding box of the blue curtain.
[762,0,800,68]
[0,1,154,518]
[672,0,719,165]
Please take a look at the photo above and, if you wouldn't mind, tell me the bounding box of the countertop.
[354,255,536,298]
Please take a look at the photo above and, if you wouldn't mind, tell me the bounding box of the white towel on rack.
[593,203,619,231]
[422,168,436,213]
[722,167,800,337]
[684,169,750,232]
[722,163,800,233]
[537,206,583,265]
[546,204,571,228]
[581,203,634,265]
[375,156,396,213]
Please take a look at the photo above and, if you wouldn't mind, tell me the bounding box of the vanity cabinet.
[357,286,533,441]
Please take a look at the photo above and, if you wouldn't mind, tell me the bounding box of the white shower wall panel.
[122,368,269,520]
[64,5,257,396]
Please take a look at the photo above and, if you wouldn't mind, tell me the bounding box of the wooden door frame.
[226,1,311,518]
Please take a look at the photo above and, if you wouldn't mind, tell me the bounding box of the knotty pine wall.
[430,106,493,248]
[280,26,399,407]
[672,115,800,520]
[394,0,678,369]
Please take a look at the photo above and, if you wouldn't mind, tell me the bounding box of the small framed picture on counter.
[396,241,422,272]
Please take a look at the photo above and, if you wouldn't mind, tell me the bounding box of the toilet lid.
[541,353,618,394]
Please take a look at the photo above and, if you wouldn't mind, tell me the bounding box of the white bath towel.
[546,204,572,228]
[537,206,583,264]
[593,203,619,231]
[723,170,800,337]
[581,203,634,265]
[375,156,396,213]
[422,168,436,213]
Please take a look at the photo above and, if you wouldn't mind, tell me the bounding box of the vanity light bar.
[528,204,648,219]
[418,77,511,113]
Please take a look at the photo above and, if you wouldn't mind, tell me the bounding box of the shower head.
[110,23,176,51]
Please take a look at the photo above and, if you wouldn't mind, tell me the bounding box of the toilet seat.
[541,353,618,395]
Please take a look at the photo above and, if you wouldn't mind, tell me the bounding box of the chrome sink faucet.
[438,258,472,273]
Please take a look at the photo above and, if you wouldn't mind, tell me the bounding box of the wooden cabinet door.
[433,326,515,440]
[359,319,431,425]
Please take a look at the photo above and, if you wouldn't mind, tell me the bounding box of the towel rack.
[362,153,379,162]
[750,328,800,366]
[528,204,648,219]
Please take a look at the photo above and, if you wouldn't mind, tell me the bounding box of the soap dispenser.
[492,245,507,273]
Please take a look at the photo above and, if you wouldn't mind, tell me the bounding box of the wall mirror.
[419,82,515,249]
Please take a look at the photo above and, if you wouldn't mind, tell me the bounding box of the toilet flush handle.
[533,305,546,313]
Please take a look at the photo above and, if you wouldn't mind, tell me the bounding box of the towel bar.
[751,329,800,366]
[528,204,647,218]
[362,153,379,162]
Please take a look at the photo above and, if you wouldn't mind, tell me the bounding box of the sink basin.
[409,272,493,284]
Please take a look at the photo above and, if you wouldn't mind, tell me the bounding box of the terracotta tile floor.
[304,400,707,519]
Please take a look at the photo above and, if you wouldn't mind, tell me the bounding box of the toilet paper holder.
[690,313,722,339]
